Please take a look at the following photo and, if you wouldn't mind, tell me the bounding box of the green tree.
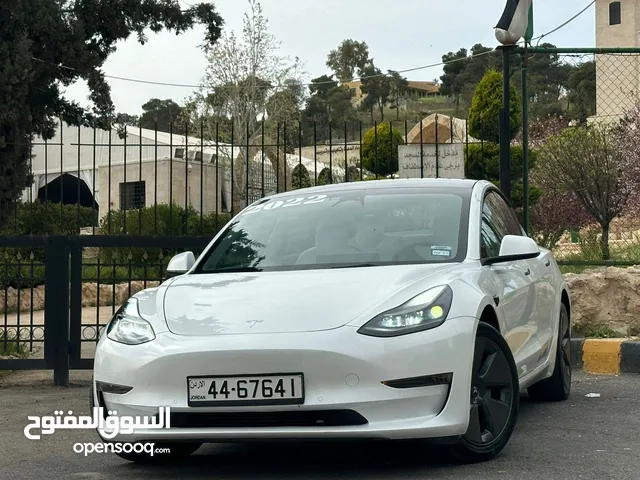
[0,0,222,229]
[301,75,358,143]
[265,79,306,152]
[326,39,370,83]
[537,125,627,260]
[440,45,502,109]
[388,71,409,120]
[465,144,541,213]
[439,43,579,118]
[439,48,469,107]
[468,69,521,144]
[359,63,391,121]
[520,43,573,119]
[196,0,303,209]
[115,113,140,127]
[566,61,596,124]
[139,98,185,133]
[361,123,405,176]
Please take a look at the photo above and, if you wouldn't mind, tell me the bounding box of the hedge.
[0,202,230,289]
[97,203,231,266]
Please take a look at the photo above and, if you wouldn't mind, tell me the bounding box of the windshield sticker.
[431,246,452,257]
[242,194,328,215]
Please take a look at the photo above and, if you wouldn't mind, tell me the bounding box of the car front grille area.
[169,410,369,428]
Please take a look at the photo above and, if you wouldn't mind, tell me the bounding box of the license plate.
[187,373,305,407]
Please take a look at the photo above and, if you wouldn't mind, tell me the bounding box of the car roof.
[267,178,485,200]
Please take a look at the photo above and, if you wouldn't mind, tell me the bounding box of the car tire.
[446,322,520,464]
[89,380,202,463]
[527,303,571,402]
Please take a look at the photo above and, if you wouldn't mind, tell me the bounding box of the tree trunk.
[600,222,611,261]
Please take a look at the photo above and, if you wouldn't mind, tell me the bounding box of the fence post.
[499,45,514,202]
[68,241,83,368]
[521,49,530,234]
[44,236,70,387]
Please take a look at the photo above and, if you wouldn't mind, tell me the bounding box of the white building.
[20,123,348,222]
[594,0,640,120]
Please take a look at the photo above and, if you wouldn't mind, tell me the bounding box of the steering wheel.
[295,244,363,265]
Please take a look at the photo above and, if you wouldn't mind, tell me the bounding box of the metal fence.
[0,115,491,383]
[517,47,640,268]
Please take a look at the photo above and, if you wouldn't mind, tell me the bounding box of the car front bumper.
[92,316,477,443]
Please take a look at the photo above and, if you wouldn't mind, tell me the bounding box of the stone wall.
[565,267,640,336]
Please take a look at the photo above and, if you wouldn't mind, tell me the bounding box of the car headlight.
[357,285,453,337]
[106,298,156,345]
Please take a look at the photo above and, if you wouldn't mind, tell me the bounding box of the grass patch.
[0,330,29,357]
[574,324,623,339]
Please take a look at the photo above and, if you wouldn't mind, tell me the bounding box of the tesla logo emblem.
[247,320,263,328]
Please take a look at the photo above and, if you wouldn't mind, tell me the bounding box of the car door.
[479,191,542,378]
[530,245,558,367]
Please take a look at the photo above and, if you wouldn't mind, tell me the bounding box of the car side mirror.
[481,235,540,266]
[166,251,195,277]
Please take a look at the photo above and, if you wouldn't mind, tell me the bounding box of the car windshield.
[194,187,471,273]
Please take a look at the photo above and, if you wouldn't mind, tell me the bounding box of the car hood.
[161,264,459,336]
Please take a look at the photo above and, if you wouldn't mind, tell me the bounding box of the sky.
[64,0,597,115]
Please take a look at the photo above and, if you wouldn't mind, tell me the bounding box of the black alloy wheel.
[447,322,519,463]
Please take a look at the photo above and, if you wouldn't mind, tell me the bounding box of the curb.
[570,338,640,375]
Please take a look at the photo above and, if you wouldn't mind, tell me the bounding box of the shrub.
[97,203,231,266]
[316,167,332,186]
[464,143,541,213]
[291,164,312,189]
[361,122,405,176]
[0,201,97,288]
[0,200,97,236]
[468,69,521,144]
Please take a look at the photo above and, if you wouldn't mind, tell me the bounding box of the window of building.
[610,2,621,25]
[119,181,146,210]
[174,148,184,159]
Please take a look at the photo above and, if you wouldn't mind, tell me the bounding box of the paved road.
[1,371,639,480]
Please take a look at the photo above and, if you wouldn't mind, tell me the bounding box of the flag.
[495,0,534,45]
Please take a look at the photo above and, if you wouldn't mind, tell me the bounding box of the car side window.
[480,191,522,258]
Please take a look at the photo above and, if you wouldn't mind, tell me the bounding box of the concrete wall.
[97,158,226,221]
[595,0,640,119]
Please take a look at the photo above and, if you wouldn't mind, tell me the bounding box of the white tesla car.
[92,179,572,464]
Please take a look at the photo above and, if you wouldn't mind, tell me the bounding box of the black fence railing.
[2,116,488,237]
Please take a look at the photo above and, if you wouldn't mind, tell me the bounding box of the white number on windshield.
[242,195,328,215]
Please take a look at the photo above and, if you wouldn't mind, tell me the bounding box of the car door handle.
[544,260,550,267]
[524,268,531,276]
